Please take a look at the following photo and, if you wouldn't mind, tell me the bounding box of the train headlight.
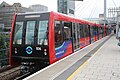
[15,48,17,54]
[44,52,47,56]
[44,49,47,52]
[44,49,47,56]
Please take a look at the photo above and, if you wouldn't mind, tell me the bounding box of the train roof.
[15,11,105,28]
[17,11,50,15]
[51,11,104,27]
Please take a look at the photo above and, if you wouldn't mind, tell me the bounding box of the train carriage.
[9,11,108,72]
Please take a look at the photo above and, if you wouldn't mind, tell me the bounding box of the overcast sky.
[0,0,120,18]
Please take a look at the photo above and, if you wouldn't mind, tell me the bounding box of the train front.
[10,12,50,72]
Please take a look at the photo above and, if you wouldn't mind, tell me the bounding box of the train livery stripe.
[55,41,71,59]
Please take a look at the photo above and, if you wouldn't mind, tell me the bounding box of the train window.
[85,25,89,37]
[79,24,84,38]
[100,28,102,34]
[63,22,71,41]
[38,20,48,45]
[93,26,98,36]
[92,26,95,36]
[54,21,63,48]
[13,22,24,44]
[90,26,94,37]
[84,25,87,37]
[25,21,35,45]
[78,24,81,39]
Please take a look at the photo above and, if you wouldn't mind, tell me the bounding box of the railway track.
[0,65,12,73]
[0,66,21,80]
[14,72,31,80]
[0,66,43,80]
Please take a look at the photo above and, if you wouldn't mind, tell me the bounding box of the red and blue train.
[9,11,109,72]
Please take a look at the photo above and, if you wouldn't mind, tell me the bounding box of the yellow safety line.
[67,42,105,80]
[67,61,88,80]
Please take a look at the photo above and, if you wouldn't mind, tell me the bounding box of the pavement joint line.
[67,35,112,80]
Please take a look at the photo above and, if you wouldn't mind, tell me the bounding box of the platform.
[67,34,120,80]
[24,34,119,80]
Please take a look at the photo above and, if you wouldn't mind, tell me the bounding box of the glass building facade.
[0,2,33,32]
[57,0,75,16]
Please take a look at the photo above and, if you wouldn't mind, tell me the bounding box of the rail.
[0,66,21,80]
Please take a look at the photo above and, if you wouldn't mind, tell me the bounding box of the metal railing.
[0,48,9,68]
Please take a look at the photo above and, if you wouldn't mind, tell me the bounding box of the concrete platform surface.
[68,35,120,80]
[24,34,112,80]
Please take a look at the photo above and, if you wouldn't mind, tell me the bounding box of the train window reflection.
[54,21,63,48]
[79,24,84,38]
[13,22,23,44]
[38,20,48,45]
[63,22,71,41]
[25,21,35,45]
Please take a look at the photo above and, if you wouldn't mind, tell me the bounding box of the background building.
[84,14,108,25]
[0,1,33,32]
[29,4,48,12]
[57,0,75,16]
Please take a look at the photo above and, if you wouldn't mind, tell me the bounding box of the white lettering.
[56,51,64,55]
[36,47,41,50]
[25,15,40,18]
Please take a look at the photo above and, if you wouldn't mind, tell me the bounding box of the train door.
[88,25,91,44]
[83,25,86,46]
[90,26,94,43]
[54,21,72,59]
[98,27,100,39]
[79,24,85,48]
[99,27,102,39]
[86,25,91,45]
[102,27,104,37]
[96,27,99,41]
[94,26,98,41]
[72,23,80,51]
[84,25,91,46]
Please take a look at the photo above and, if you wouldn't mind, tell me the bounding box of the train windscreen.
[13,16,49,46]
[25,21,35,45]
[13,22,23,44]
[37,21,48,45]
[11,13,50,60]
[11,13,50,67]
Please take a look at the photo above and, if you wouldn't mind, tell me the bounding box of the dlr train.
[9,11,109,72]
